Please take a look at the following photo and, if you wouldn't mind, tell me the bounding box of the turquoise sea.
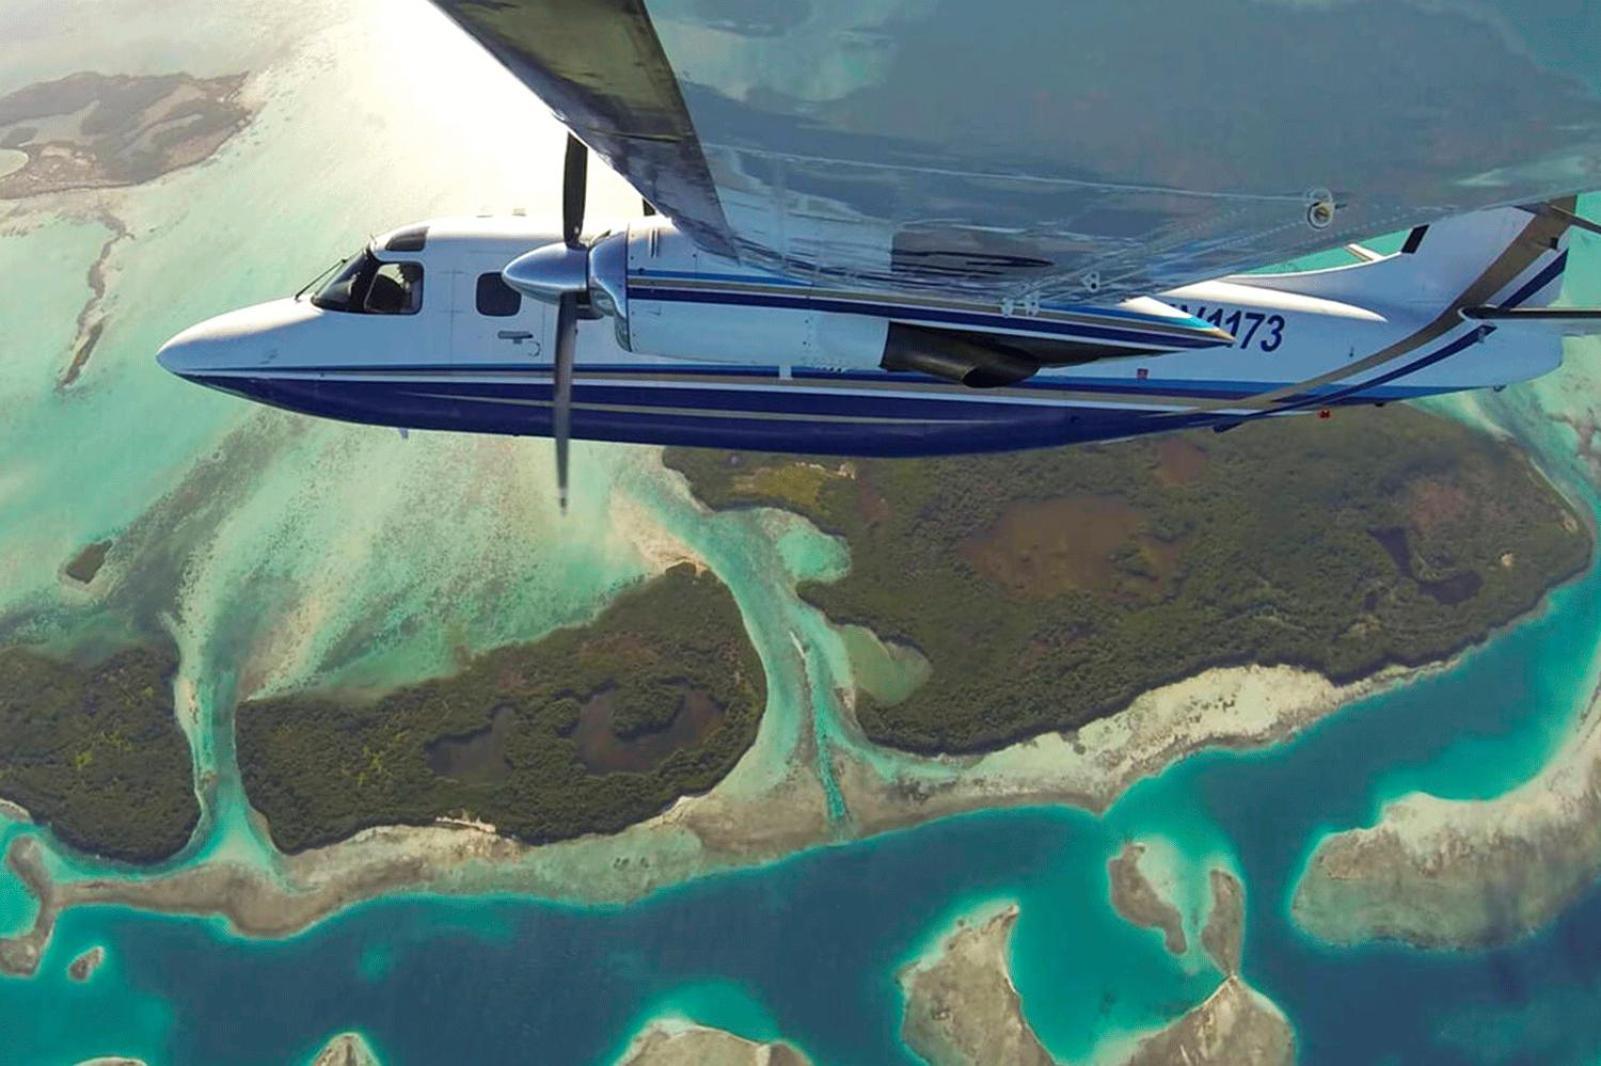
[4,549,1601,1066]
[5,2,1601,1063]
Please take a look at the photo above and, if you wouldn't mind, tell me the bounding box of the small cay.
[1107,843,1187,956]
[615,1020,811,1066]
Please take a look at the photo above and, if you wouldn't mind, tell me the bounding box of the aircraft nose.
[156,324,216,377]
[157,299,311,378]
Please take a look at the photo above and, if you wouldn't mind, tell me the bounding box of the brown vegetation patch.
[1154,437,1210,487]
[1405,478,1473,536]
[64,540,112,584]
[856,475,892,527]
[960,495,1176,601]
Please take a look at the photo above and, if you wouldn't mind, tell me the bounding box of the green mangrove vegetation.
[235,565,765,852]
[665,407,1593,753]
[0,644,198,862]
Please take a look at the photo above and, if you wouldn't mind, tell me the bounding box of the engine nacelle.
[618,219,888,371]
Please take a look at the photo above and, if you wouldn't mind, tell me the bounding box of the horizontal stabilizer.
[1462,306,1601,336]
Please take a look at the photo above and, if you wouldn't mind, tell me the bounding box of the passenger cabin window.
[476,272,521,317]
[310,252,423,315]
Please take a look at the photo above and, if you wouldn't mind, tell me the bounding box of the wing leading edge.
[428,0,1601,303]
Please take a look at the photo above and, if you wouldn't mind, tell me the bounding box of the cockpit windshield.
[309,251,423,315]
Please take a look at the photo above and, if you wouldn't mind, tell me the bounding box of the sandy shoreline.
[1293,669,1601,950]
[831,661,1422,839]
[615,1019,811,1066]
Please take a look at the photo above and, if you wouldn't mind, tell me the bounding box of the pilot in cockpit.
[307,251,423,315]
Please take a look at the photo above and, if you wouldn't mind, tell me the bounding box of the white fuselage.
[157,207,1569,456]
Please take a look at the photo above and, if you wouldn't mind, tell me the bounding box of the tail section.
[1235,198,1575,318]
[1463,307,1601,336]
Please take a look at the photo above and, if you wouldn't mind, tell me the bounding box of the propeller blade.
[552,291,578,513]
[563,133,588,248]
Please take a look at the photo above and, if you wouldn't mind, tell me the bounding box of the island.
[1201,869,1246,976]
[0,644,199,862]
[235,564,767,851]
[666,406,1591,752]
[1291,671,1601,949]
[0,837,53,977]
[616,1020,811,1066]
[310,1032,382,1066]
[0,71,252,199]
[1107,842,1186,955]
[898,904,1054,1066]
[67,945,105,982]
[899,894,1294,1066]
[63,540,112,585]
[1113,862,1292,1065]
[1120,978,1295,1066]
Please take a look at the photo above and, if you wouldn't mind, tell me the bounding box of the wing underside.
[430,0,1601,303]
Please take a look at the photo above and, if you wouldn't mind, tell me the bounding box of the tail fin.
[1458,199,1600,325]
[1237,198,1575,316]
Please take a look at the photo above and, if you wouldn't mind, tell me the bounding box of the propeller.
[500,134,636,512]
[503,133,592,514]
[552,134,586,513]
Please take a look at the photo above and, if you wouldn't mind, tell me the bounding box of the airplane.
[158,0,1601,511]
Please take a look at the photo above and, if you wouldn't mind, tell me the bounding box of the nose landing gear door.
[452,255,548,368]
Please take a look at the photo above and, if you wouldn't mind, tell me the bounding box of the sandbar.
[309,1032,382,1066]
[67,945,105,981]
[1107,842,1186,955]
[1119,976,1295,1066]
[834,661,1418,838]
[615,1019,810,1066]
[1201,869,1245,976]
[1292,673,1601,949]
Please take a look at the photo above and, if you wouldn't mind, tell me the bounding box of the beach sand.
[614,1019,811,1066]
[833,662,1414,838]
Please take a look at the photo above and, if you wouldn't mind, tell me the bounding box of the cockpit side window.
[364,262,423,315]
[310,254,372,312]
[310,253,423,315]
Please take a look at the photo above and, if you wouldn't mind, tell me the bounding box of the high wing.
[428,0,1601,304]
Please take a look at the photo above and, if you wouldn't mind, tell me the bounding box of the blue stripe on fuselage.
[187,371,1410,457]
[628,285,1222,349]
